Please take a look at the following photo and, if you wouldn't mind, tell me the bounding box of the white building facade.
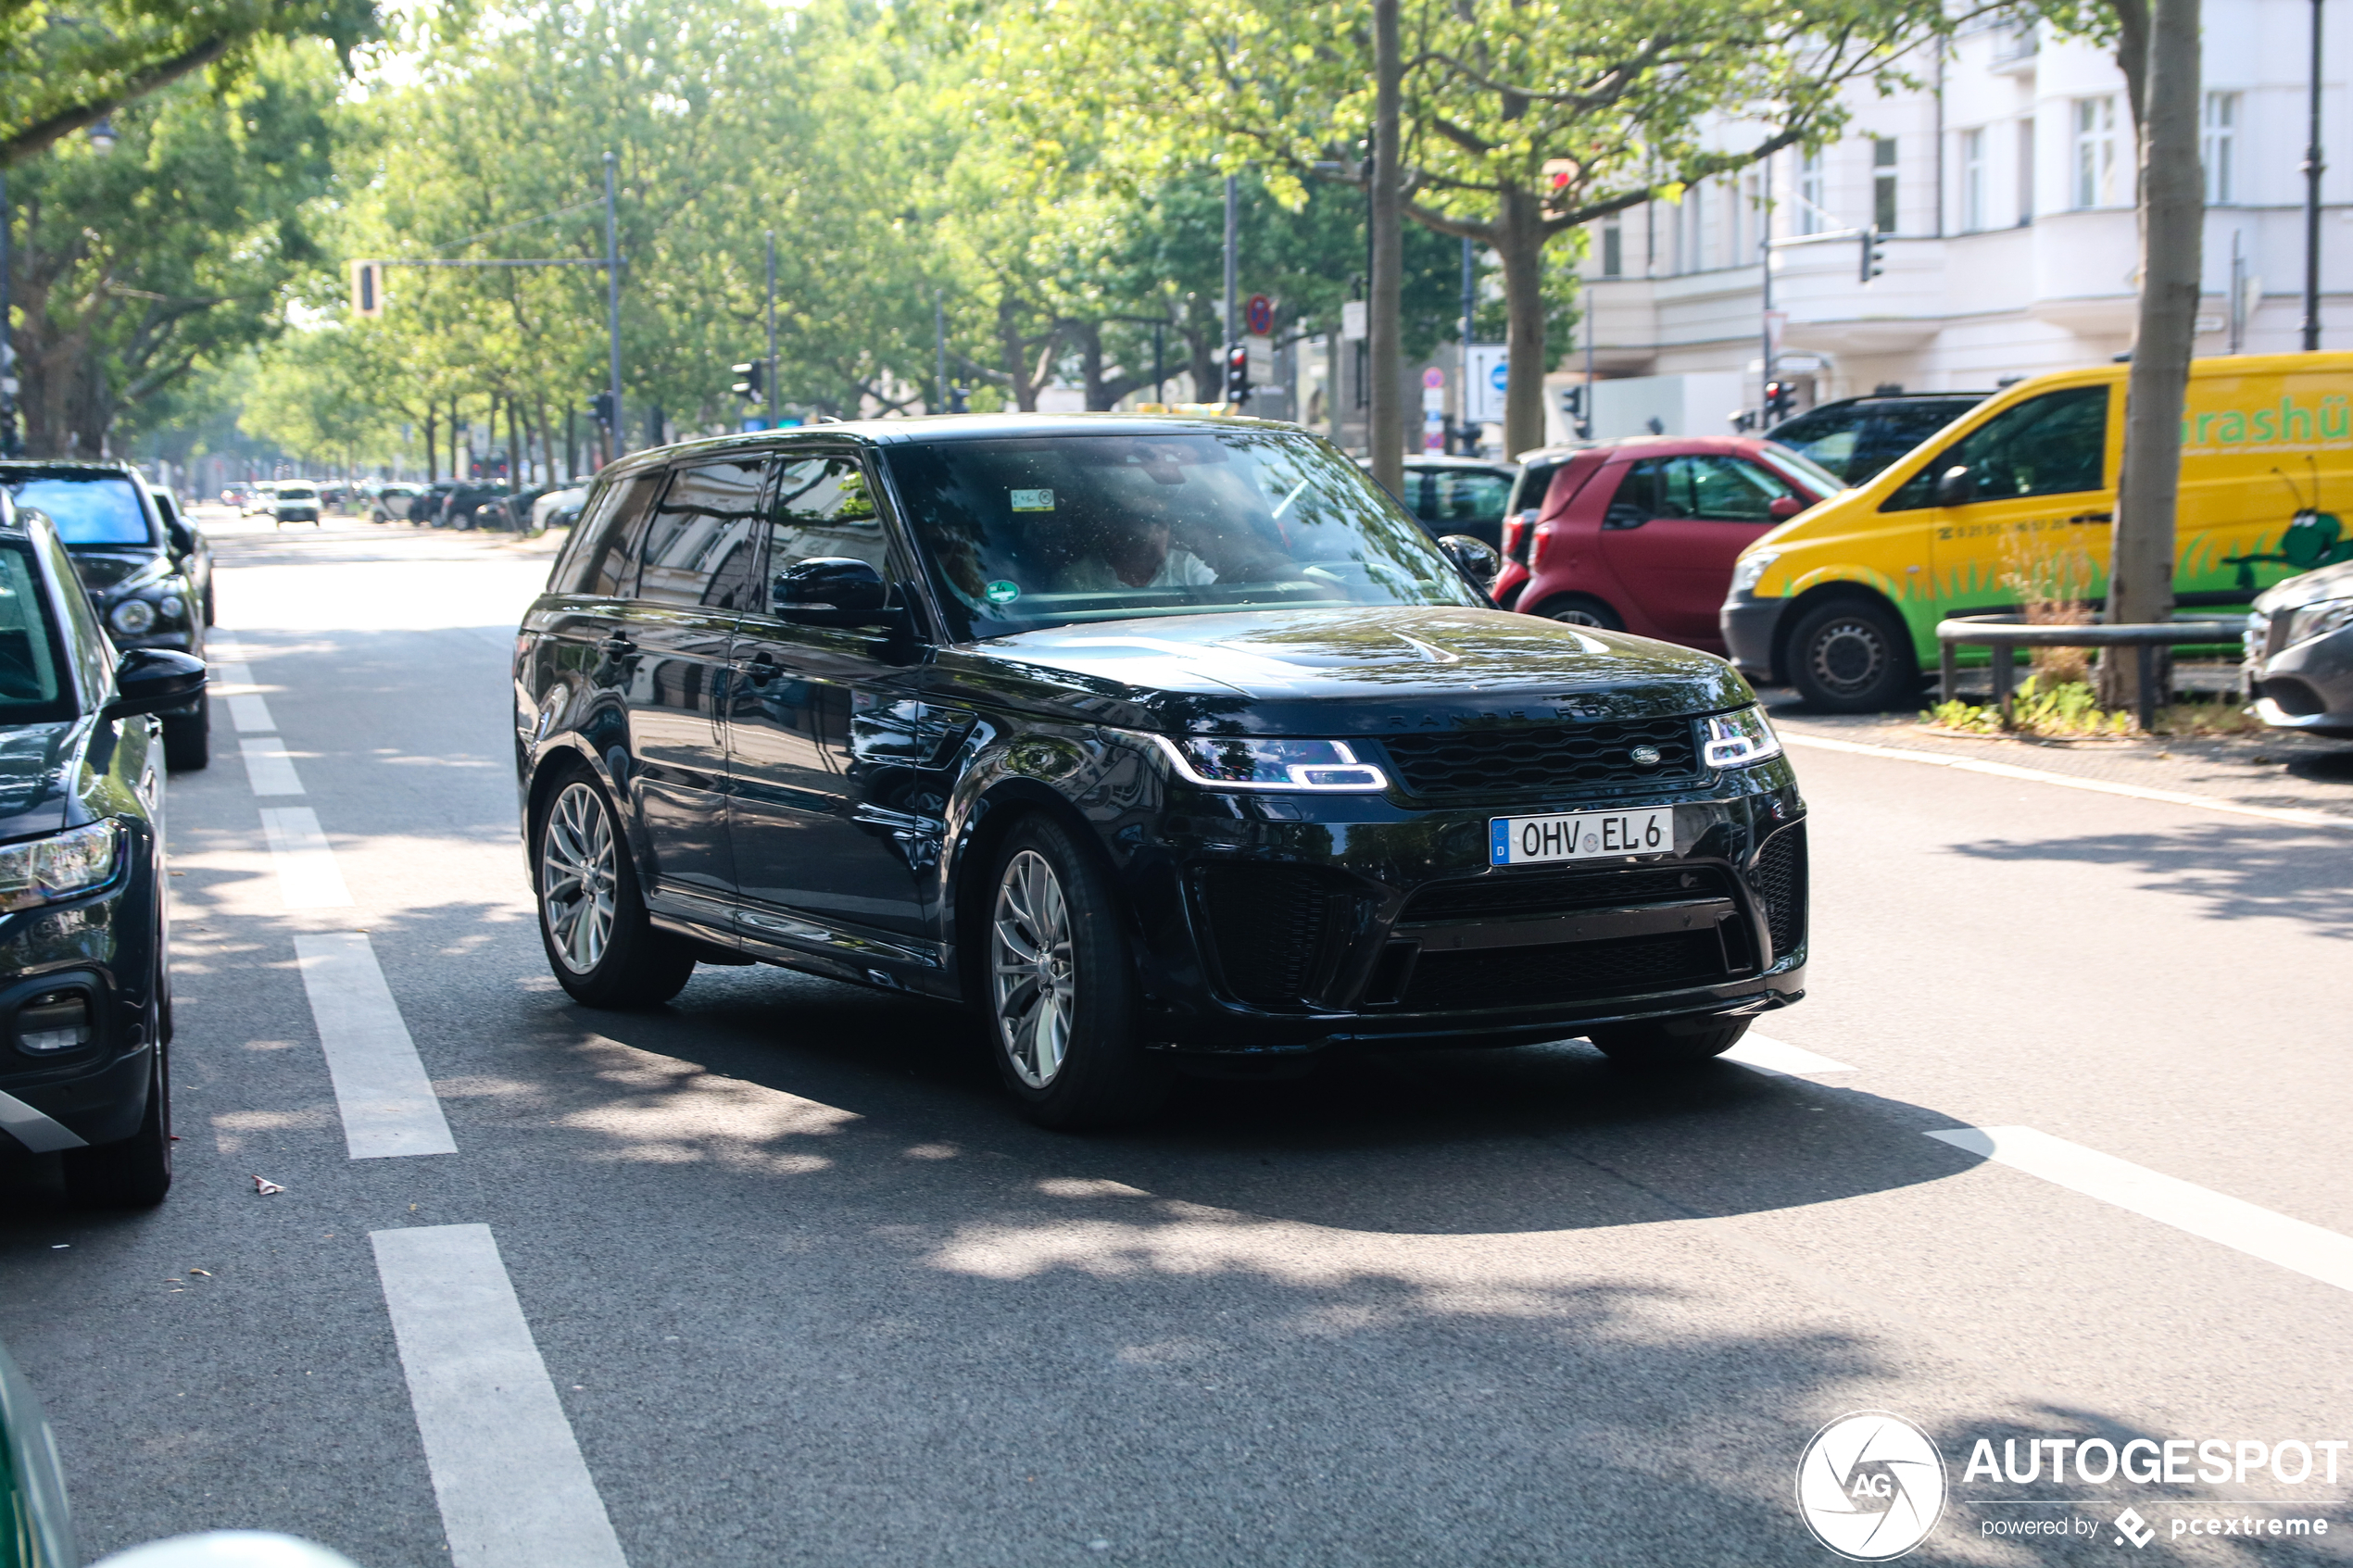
[1574,3,2353,429]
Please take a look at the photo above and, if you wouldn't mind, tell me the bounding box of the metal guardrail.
[1934,614,2246,731]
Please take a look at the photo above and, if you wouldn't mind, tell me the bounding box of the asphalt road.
[6,509,2352,1567]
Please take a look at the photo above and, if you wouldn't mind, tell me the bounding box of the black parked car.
[0,502,204,1204]
[0,461,210,770]
[513,416,1806,1127]
[143,479,215,629]
[435,482,511,530]
[1764,391,1992,487]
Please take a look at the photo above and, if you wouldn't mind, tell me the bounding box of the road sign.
[1340,301,1367,341]
[1245,295,1274,336]
[1422,368,1446,390]
[1466,345,1507,424]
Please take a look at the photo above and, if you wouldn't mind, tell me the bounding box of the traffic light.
[949,384,969,413]
[349,259,383,319]
[590,391,615,429]
[1859,224,1886,283]
[731,361,765,402]
[1764,380,1797,420]
[1223,345,1250,407]
[1562,383,1592,439]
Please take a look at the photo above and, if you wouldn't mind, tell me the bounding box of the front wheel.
[534,772,695,1008]
[63,1040,171,1207]
[1531,594,1624,632]
[1785,596,1919,712]
[1587,1015,1751,1070]
[987,816,1172,1129]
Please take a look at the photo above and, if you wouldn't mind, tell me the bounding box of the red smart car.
[1493,435,1845,655]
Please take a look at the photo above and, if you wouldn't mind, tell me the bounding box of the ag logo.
[1795,1411,1946,1561]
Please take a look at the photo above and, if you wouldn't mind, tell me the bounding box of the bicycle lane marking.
[293,931,455,1159]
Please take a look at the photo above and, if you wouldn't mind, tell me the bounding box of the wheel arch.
[1773,580,1910,688]
[946,777,1109,1008]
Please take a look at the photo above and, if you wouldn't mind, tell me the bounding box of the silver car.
[2246,558,2353,737]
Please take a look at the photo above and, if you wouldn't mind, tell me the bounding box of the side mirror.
[1934,465,1978,508]
[773,557,897,627]
[1768,495,1806,521]
[104,646,207,721]
[166,520,196,556]
[1438,533,1501,589]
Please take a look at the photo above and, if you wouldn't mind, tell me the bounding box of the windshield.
[278,485,317,499]
[1760,443,1850,495]
[884,429,1486,640]
[0,544,67,721]
[5,476,153,546]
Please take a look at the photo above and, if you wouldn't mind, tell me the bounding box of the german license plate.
[1490,807,1675,866]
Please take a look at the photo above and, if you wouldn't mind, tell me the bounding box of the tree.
[0,0,376,167]
[976,0,1945,456]
[8,39,340,456]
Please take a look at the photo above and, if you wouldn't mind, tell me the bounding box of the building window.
[1602,221,1623,277]
[1798,150,1826,234]
[2073,96,2120,207]
[2204,91,2239,203]
[1737,171,1760,264]
[2017,116,2036,223]
[1872,138,1899,233]
[1961,128,1987,232]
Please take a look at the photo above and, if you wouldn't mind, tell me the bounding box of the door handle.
[742,650,779,685]
[598,633,635,654]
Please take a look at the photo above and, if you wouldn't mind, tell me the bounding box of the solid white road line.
[371,1225,630,1568]
[0,1086,87,1151]
[209,659,280,734]
[237,734,305,797]
[1782,732,2352,833]
[1723,1035,1856,1076]
[258,807,353,909]
[1927,1125,2353,1295]
[294,932,454,1159]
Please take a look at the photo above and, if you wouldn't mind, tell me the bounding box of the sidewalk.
[1763,691,2353,822]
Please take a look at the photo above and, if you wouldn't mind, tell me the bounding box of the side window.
[1881,386,2110,510]
[1852,404,1967,483]
[763,456,890,587]
[558,472,667,596]
[1607,459,1668,521]
[635,458,766,610]
[1431,470,1513,528]
[35,524,108,708]
[1683,457,1793,521]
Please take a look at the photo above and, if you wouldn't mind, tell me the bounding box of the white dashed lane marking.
[237,733,305,797]
[258,806,352,908]
[208,658,280,734]
[1928,1125,2353,1295]
[295,932,455,1159]
[371,1225,630,1568]
[1723,1035,1856,1077]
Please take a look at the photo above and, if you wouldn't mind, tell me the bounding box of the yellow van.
[1721,352,2353,709]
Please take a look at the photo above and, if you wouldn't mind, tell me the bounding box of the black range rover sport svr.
[512,416,1807,1127]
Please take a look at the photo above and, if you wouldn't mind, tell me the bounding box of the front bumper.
[1115,761,1809,1056]
[275,508,319,521]
[0,866,159,1151]
[1720,592,1786,682]
[2250,622,2353,737]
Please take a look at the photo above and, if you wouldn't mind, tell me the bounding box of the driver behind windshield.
[1049,492,1219,593]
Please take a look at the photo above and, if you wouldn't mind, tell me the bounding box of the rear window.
[278,485,318,500]
[4,476,152,546]
[554,471,668,596]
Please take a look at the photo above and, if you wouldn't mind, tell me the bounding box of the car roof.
[595,411,1322,480]
[1513,434,1778,463]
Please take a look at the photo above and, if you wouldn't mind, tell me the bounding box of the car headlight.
[1700,706,1783,769]
[158,594,184,619]
[2284,596,2353,649]
[1730,550,1780,596]
[0,821,120,912]
[109,596,157,635]
[1149,734,1389,793]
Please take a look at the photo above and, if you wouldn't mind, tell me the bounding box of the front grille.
[1400,930,1730,1012]
[1198,864,1337,1006]
[1749,824,1807,960]
[1401,863,1734,923]
[1378,719,1704,803]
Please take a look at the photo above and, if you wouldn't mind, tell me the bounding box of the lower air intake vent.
[1198,864,1337,1007]
[1400,930,1730,1013]
[1750,824,1807,960]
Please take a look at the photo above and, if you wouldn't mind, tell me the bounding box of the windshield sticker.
[984,580,1022,605]
[1010,488,1055,512]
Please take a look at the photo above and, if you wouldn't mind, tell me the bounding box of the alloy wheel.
[542,782,619,974]
[1548,607,1610,628]
[1807,617,1890,697]
[992,848,1075,1088]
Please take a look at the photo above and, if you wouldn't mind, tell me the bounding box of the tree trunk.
[998,299,1038,411]
[1495,191,1550,458]
[2103,0,2200,716]
[1368,0,1405,494]
[424,410,438,483]
[1075,320,1109,409]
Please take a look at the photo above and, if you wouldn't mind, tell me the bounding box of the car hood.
[951,606,1750,735]
[2253,558,2353,614]
[0,721,88,840]
[67,548,160,594]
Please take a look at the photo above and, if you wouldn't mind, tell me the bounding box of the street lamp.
[2302,0,2327,350]
[86,118,116,156]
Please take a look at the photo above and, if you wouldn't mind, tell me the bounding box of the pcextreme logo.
[1796,1411,1948,1561]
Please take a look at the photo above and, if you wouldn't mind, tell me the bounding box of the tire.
[1587,1014,1751,1070]
[1785,596,1919,713]
[984,815,1173,1129]
[64,1040,171,1208]
[534,771,695,1008]
[1531,594,1625,632]
[162,701,209,771]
